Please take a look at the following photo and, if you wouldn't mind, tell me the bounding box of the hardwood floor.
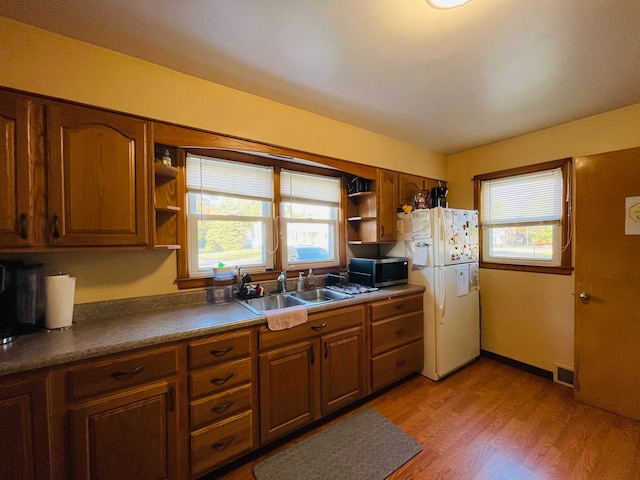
[210,358,640,479]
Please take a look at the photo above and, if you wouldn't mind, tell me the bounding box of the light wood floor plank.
[208,357,640,480]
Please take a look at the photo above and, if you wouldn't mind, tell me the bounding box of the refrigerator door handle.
[437,267,446,319]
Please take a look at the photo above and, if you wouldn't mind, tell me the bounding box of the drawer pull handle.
[111,366,145,380]
[395,304,405,310]
[210,346,233,357]
[311,323,327,331]
[396,328,406,336]
[396,359,406,368]
[211,373,234,386]
[212,435,235,451]
[212,401,235,413]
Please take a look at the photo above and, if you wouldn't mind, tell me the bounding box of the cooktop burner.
[325,283,378,295]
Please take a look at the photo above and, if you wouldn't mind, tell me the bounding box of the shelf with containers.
[152,145,182,249]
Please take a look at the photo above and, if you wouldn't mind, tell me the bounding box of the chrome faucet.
[276,268,289,293]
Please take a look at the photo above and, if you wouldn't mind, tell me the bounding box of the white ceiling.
[2,0,640,155]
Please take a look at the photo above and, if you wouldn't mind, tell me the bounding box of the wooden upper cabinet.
[377,169,398,242]
[0,91,44,247]
[399,174,425,207]
[46,102,149,247]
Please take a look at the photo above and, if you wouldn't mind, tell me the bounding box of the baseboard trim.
[481,350,553,380]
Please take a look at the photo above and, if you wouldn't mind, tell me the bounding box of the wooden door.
[258,340,319,443]
[321,326,364,415]
[47,102,149,247]
[0,372,51,480]
[574,147,640,420]
[0,92,39,247]
[69,381,177,480]
[377,169,398,242]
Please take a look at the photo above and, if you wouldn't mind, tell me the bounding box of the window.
[185,154,342,277]
[281,170,340,267]
[186,155,274,275]
[474,158,572,274]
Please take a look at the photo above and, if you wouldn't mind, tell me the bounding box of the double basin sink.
[239,288,352,314]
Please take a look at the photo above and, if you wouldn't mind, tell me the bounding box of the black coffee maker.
[0,261,45,342]
[431,187,448,208]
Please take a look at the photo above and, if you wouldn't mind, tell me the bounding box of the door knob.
[578,292,590,301]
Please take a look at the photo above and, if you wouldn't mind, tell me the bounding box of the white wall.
[446,104,640,373]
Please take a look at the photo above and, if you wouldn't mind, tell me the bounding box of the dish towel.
[266,305,308,331]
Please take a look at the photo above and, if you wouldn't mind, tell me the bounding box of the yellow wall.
[0,17,445,303]
[446,105,640,373]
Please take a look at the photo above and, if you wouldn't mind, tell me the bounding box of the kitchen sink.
[289,288,352,303]
[242,294,306,312]
[238,288,352,314]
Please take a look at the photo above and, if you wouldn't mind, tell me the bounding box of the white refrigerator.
[388,207,480,381]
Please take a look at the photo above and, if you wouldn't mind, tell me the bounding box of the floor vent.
[554,363,574,388]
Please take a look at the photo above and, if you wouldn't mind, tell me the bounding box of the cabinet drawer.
[66,348,177,399]
[191,384,252,429]
[371,340,423,391]
[191,411,253,476]
[370,294,423,322]
[190,357,252,399]
[259,305,364,350]
[371,311,423,356]
[190,329,253,369]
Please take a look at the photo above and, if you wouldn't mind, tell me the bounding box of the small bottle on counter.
[307,268,315,290]
[297,272,305,292]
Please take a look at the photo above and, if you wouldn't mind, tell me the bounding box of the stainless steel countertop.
[0,284,424,377]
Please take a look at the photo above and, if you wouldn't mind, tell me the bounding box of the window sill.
[479,262,573,275]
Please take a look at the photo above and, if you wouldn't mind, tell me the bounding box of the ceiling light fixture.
[426,0,472,9]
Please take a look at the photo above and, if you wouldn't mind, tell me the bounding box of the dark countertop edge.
[0,284,424,377]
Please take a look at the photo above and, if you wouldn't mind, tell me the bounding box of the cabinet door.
[398,173,425,207]
[321,326,364,415]
[0,92,41,247]
[0,373,51,480]
[377,169,398,242]
[47,103,149,246]
[68,381,177,480]
[259,340,319,443]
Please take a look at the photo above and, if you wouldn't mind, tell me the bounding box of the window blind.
[186,154,273,202]
[280,170,340,206]
[481,168,562,228]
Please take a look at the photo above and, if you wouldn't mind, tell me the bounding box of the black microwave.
[348,257,408,288]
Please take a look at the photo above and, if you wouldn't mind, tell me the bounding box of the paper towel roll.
[45,274,76,329]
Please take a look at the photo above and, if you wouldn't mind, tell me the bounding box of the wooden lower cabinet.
[369,293,425,392]
[187,329,257,478]
[259,340,319,442]
[68,381,178,480]
[258,305,365,444]
[48,344,184,480]
[0,371,51,480]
